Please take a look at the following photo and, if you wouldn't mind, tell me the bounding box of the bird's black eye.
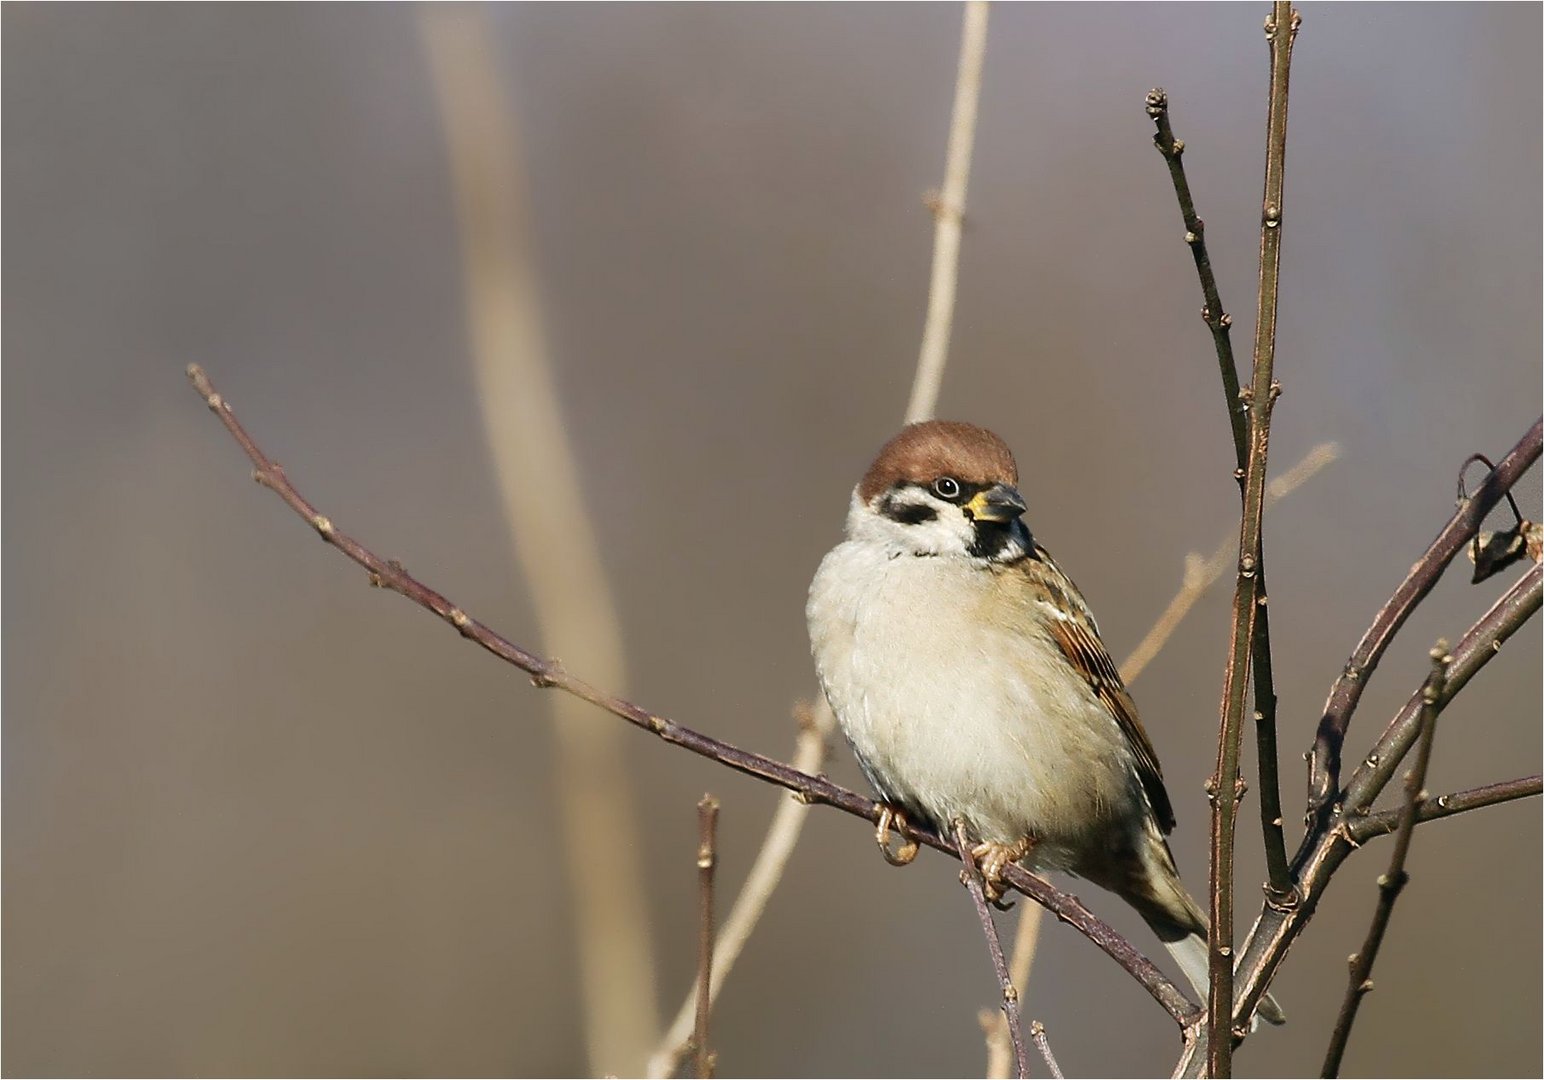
[932,476,961,500]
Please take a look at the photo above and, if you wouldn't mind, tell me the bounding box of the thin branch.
[186,363,1201,1030]
[649,702,833,1079]
[693,796,721,1080]
[1321,645,1450,1077]
[419,11,659,1071]
[953,822,1028,1080]
[985,908,1045,1079]
[1186,561,1544,1079]
[1119,441,1339,683]
[1346,775,1541,845]
[1341,563,1542,815]
[1029,1021,1065,1080]
[1145,87,1248,469]
[904,0,990,424]
[1309,416,1543,817]
[1207,7,1299,1073]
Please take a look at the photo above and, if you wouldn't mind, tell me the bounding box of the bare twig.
[649,702,834,1078]
[1309,417,1543,817]
[1346,775,1542,845]
[419,12,659,1072]
[1342,563,1542,814]
[693,796,721,1080]
[1321,646,1450,1077]
[1029,1021,1065,1080]
[953,822,1028,1080]
[1207,7,1299,1072]
[186,364,1201,1030]
[1145,87,1248,464]
[984,908,1046,1078]
[904,0,990,424]
[1119,441,1339,682]
[1189,560,1544,1079]
[1148,72,1302,907]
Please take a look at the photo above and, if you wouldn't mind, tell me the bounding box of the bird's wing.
[1019,543,1177,833]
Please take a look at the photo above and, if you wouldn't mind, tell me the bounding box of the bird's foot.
[970,836,1036,905]
[875,804,920,867]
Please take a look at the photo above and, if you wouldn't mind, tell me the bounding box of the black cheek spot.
[888,502,938,525]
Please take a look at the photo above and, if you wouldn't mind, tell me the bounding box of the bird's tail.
[1120,835,1286,1030]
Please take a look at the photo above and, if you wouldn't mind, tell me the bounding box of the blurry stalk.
[904,0,989,425]
[1119,441,1339,682]
[420,11,660,1074]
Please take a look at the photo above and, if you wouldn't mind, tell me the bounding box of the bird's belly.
[809,548,1144,871]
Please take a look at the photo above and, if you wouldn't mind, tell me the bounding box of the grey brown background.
[4,4,1540,1077]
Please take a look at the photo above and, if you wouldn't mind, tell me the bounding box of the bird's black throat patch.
[970,519,1034,561]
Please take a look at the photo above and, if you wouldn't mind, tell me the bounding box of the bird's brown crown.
[857,420,1018,503]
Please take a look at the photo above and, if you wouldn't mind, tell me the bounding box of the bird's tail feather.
[1122,836,1286,1030]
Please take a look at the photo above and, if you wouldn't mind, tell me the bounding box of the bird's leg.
[970,835,1036,905]
[874,804,920,867]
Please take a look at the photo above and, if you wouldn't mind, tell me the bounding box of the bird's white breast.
[807,537,1146,872]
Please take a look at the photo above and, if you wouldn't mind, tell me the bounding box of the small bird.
[806,420,1283,1027]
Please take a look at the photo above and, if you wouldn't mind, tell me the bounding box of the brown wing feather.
[1025,544,1178,833]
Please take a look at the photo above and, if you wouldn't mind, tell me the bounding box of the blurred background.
[4,4,1539,1077]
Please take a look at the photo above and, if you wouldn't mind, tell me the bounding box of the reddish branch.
[185,364,1201,1030]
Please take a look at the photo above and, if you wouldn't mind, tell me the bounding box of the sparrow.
[806,420,1283,1027]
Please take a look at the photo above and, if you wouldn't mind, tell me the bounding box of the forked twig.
[1194,559,1543,1079]
[1309,418,1543,817]
[186,363,1200,1030]
[953,822,1028,1080]
[1320,646,1449,1077]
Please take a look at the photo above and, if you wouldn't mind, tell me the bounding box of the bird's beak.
[965,483,1027,523]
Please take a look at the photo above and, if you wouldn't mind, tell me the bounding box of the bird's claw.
[875,804,920,867]
[970,836,1035,905]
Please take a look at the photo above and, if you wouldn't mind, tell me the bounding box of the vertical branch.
[1207,5,1299,1075]
[953,823,1028,1079]
[1320,646,1450,1077]
[693,796,721,1080]
[648,702,834,1079]
[904,0,990,424]
[419,12,661,1073]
